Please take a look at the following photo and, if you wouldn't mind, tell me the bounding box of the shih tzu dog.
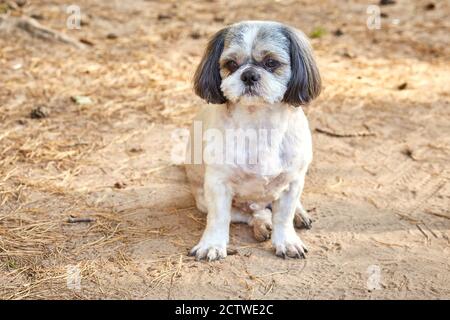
[185,21,321,261]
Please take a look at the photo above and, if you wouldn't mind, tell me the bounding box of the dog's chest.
[230,168,293,205]
[224,106,301,204]
[199,103,311,207]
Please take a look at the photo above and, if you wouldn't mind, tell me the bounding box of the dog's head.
[194,21,321,106]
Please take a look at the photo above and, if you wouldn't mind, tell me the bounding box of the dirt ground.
[0,0,449,300]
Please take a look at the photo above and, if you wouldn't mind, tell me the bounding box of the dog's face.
[194,21,321,106]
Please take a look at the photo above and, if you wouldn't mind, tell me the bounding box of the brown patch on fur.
[231,199,255,213]
[252,217,272,241]
[266,172,289,189]
[247,105,257,113]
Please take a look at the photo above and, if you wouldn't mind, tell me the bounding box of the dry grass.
[1,0,449,299]
[0,0,194,299]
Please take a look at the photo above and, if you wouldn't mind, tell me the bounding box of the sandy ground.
[0,0,449,299]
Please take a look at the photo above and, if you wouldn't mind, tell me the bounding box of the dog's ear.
[282,27,321,106]
[194,28,228,104]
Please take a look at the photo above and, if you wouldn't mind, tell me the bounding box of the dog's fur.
[186,21,321,261]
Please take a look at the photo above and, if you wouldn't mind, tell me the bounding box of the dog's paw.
[252,218,272,242]
[294,211,312,229]
[272,230,308,259]
[189,241,227,261]
[294,205,313,229]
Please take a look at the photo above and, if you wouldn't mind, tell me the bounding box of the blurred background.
[0,0,449,299]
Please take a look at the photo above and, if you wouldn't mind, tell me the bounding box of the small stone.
[190,31,201,39]
[11,62,22,70]
[333,29,344,37]
[106,33,118,40]
[402,147,416,160]
[213,16,225,23]
[79,38,94,46]
[380,0,396,5]
[30,106,49,119]
[397,82,407,90]
[342,51,356,59]
[114,182,127,189]
[157,13,171,20]
[425,3,435,10]
[129,147,143,153]
[71,95,93,105]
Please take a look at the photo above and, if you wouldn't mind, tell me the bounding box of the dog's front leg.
[189,168,231,261]
[272,177,308,258]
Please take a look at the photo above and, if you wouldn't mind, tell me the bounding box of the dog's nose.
[241,69,260,86]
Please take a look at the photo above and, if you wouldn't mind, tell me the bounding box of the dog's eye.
[264,58,280,70]
[225,60,239,73]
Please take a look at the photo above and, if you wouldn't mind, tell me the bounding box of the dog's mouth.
[243,86,258,96]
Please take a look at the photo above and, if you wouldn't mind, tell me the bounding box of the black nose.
[241,69,260,86]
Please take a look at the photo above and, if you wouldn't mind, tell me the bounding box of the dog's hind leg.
[294,200,312,229]
[230,208,272,242]
[250,209,272,242]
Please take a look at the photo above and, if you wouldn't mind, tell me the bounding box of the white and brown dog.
[185,21,321,261]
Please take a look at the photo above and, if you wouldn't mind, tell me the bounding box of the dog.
[185,21,321,261]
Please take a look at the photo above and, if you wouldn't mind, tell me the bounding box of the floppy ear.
[282,27,321,106]
[193,28,228,104]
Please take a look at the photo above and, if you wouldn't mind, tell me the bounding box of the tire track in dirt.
[356,121,450,240]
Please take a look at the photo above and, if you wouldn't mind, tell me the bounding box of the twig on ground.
[315,127,376,138]
[0,16,85,49]
[424,209,450,220]
[67,216,96,223]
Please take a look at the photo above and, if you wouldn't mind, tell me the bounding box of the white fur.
[220,66,288,104]
[186,103,312,260]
